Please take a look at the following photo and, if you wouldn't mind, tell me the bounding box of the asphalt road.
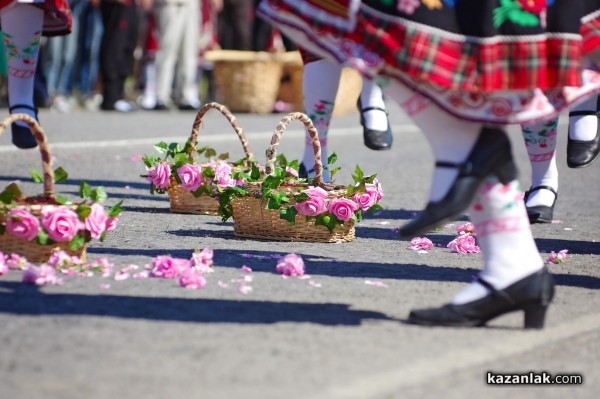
[0,102,598,399]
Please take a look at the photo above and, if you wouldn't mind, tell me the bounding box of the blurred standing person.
[217,0,251,50]
[77,0,104,110]
[0,0,72,148]
[99,0,139,112]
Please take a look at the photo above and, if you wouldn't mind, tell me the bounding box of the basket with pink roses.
[0,114,123,263]
[141,102,254,215]
[214,112,383,243]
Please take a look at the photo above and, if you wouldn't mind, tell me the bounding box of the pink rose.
[7,253,28,270]
[0,252,7,276]
[328,198,359,222]
[216,174,237,189]
[408,237,433,251]
[351,183,381,211]
[105,216,118,232]
[40,205,81,242]
[48,250,82,269]
[5,208,40,241]
[214,161,232,179]
[276,253,305,276]
[447,234,480,254]
[177,164,203,191]
[302,186,328,199]
[84,203,108,240]
[547,249,568,264]
[456,222,476,236]
[295,196,328,216]
[191,248,214,272]
[22,264,63,286]
[150,255,188,278]
[146,162,171,190]
[179,269,207,289]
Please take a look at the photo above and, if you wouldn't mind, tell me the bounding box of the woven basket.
[168,102,254,215]
[232,112,355,242]
[279,51,363,116]
[0,114,87,263]
[205,50,284,114]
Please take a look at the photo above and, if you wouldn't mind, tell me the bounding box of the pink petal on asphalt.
[114,272,130,281]
[99,284,111,290]
[298,275,311,280]
[238,284,252,294]
[417,250,428,254]
[365,280,388,288]
[243,275,253,283]
[124,185,131,190]
[551,220,563,224]
[309,281,322,288]
[241,265,252,273]
[133,271,150,279]
[218,281,229,288]
[130,154,143,162]
[376,221,390,225]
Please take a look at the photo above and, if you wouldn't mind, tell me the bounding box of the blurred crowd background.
[0,0,299,113]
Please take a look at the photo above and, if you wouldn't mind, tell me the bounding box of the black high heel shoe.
[298,162,314,178]
[399,126,517,238]
[524,185,557,224]
[9,104,39,149]
[566,97,600,168]
[357,98,393,151]
[408,267,555,329]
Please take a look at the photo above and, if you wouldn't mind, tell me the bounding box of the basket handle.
[188,102,254,161]
[265,112,323,185]
[0,114,55,198]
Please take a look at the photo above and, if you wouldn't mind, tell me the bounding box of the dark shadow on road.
[534,238,600,255]
[0,281,395,325]
[123,206,173,214]
[0,176,150,190]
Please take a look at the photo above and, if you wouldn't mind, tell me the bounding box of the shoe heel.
[494,159,518,184]
[523,303,548,329]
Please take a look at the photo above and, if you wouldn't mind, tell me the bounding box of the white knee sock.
[1,4,44,122]
[359,79,388,131]
[452,179,544,304]
[521,117,559,207]
[569,95,599,141]
[302,59,341,181]
[387,85,481,202]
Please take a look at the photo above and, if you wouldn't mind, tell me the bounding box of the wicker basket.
[205,50,284,114]
[168,102,254,215]
[0,114,87,263]
[279,51,363,116]
[232,112,355,242]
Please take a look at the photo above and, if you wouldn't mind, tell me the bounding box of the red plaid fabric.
[261,0,597,93]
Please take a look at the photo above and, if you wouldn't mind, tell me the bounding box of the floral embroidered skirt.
[257,0,600,124]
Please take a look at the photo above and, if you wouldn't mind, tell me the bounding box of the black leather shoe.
[408,267,555,329]
[524,185,557,224]
[358,98,392,151]
[399,127,517,238]
[9,104,38,149]
[566,107,600,168]
[298,162,314,179]
[154,101,170,111]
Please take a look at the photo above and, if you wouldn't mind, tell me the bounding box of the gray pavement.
[0,103,598,399]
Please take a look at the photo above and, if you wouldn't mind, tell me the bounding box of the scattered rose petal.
[456,222,476,236]
[130,154,143,162]
[124,185,131,190]
[309,280,322,288]
[547,249,568,265]
[551,220,563,224]
[391,227,401,234]
[241,253,254,258]
[218,281,229,288]
[298,275,311,280]
[417,250,428,254]
[133,271,150,279]
[408,237,434,251]
[447,234,480,254]
[179,269,207,289]
[276,253,305,276]
[376,221,390,225]
[243,275,253,283]
[114,271,130,281]
[241,265,252,273]
[99,284,111,290]
[22,265,63,286]
[564,228,573,231]
[365,280,388,288]
[238,284,252,294]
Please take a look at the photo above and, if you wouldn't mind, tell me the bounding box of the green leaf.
[167,142,181,155]
[77,203,92,220]
[367,203,383,213]
[262,175,282,190]
[315,213,338,232]
[364,174,377,184]
[142,155,160,168]
[250,163,261,180]
[79,181,92,198]
[53,167,68,184]
[202,168,215,179]
[279,206,298,225]
[205,148,217,160]
[0,225,4,235]
[69,234,86,250]
[329,166,341,179]
[90,187,108,204]
[55,195,72,205]
[266,191,289,210]
[327,152,338,165]
[173,153,188,168]
[31,167,44,183]
[0,182,23,204]
[100,231,107,242]
[153,141,169,154]
[108,200,124,217]
[34,229,49,245]
[218,152,230,160]
[352,165,364,183]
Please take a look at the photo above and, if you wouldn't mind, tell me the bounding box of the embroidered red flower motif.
[517,0,546,14]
